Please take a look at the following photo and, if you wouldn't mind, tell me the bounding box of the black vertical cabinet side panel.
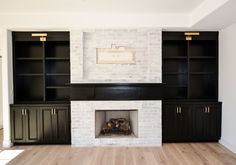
[43,42,46,102]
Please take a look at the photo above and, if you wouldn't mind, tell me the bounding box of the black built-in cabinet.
[11,31,222,144]
[162,102,221,142]
[162,32,221,142]
[11,32,71,144]
[10,104,70,144]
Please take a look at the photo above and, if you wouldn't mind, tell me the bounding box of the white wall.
[0,58,2,128]
[0,29,13,148]
[219,22,236,154]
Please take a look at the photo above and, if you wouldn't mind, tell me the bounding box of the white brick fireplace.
[71,101,161,146]
[70,28,162,146]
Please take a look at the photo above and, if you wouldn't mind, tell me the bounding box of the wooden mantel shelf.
[70,83,164,100]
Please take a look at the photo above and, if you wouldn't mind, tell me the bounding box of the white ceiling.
[0,0,203,14]
[0,0,236,29]
[192,0,236,30]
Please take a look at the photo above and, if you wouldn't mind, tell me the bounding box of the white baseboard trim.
[220,139,236,154]
[2,140,13,148]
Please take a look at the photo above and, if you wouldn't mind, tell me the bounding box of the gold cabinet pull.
[24,109,27,115]
[54,108,56,115]
[179,107,182,113]
[208,106,210,113]
[176,107,179,113]
[51,109,54,115]
[204,107,208,113]
[21,109,24,115]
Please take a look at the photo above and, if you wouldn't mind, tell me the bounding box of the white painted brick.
[71,101,161,147]
[70,28,161,83]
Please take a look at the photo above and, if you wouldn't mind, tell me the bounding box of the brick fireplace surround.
[70,28,162,146]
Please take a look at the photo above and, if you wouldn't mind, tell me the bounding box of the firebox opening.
[95,110,138,138]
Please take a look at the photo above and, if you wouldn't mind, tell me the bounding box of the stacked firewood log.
[101,118,131,135]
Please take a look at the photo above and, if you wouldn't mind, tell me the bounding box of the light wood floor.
[0,130,235,165]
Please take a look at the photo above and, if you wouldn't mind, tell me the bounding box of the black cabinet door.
[162,104,192,142]
[40,106,70,143]
[11,106,40,143]
[25,107,40,142]
[11,107,25,142]
[193,104,221,141]
[53,107,70,143]
[40,107,54,143]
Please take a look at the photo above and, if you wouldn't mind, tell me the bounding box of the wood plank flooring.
[2,143,235,165]
[0,129,235,165]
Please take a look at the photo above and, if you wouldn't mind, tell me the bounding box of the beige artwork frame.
[96,47,136,64]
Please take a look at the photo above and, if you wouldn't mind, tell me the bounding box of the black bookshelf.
[11,32,71,144]
[162,32,218,100]
[13,32,70,103]
[162,32,221,142]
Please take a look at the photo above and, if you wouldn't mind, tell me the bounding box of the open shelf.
[162,32,218,101]
[16,57,43,60]
[14,41,43,58]
[13,32,70,103]
[163,59,187,73]
[190,72,216,75]
[163,74,187,86]
[16,60,43,74]
[189,56,216,59]
[46,75,70,86]
[46,88,70,101]
[163,72,187,75]
[163,56,187,60]
[190,59,216,73]
[164,87,187,99]
[46,86,70,89]
[45,41,70,58]
[15,76,44,102]
[46,73,70,76]
[163,40,187,58]
[189,40,217,57]
[45,61,70,74]
[16,73,43,76]
[45,57,70,60]
[189,75,217,99]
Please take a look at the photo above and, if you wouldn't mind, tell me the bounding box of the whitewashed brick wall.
[71,101,162,146]
[70,28,162,83]
[70,28,162,146]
